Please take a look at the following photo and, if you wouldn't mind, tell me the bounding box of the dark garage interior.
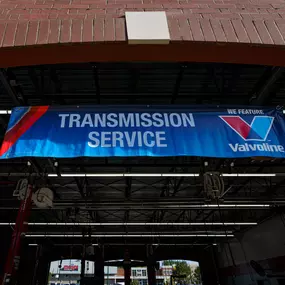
[1,62,285,285]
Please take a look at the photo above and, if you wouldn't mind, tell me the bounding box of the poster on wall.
[1,105,285,159]
[61,265,79,272]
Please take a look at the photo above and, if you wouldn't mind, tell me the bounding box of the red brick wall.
[0,0,285,47]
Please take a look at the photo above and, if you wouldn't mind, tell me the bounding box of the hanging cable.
[204,172,225,200]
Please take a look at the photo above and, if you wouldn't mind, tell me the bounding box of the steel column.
[95,247,104,285]
[147,264,156,285]
[124,249,131,285]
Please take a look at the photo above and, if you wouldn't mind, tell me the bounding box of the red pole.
[1,185,33,285]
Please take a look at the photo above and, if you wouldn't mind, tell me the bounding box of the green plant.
[192,267,201,284]
[131,279,140,285]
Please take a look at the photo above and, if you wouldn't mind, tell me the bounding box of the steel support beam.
[250,67,285,105]
[28,67,48,104]
[171,65,185,104]
[92,64,101,104]
[49,67,65,104]
[0,69,24,106]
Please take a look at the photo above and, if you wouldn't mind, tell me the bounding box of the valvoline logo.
[219,115,284,154]
[220,116,274,141]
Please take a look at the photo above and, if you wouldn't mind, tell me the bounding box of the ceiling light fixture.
[204,204,270,208]
[47,173,280,178]
[162,174,199,177]
[0,222,257,226]
[221,173,276,177]
[86,174,124,177]
[0,110,11,115]
[152,243,210,246]
[47,173,200,178]
[61,174,86,177]
[124,173,162,177]
[25,234,234,238]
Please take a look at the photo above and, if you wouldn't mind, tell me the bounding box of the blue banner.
[1,106,285,158]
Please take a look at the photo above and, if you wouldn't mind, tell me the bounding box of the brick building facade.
[0,0,283,67]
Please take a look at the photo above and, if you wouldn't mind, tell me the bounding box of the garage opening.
[49,259,95,285]
[159,260,201,285]
[1,62,285,285]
